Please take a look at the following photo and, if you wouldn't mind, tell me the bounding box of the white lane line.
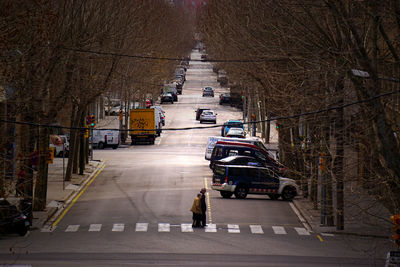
[158,223,170,232]
[135,223,148,232]
[65,225,80,232]
[227,224,240,233]
[321,232,335,237]
[295,227,311,235]
[289,202,313,233]
[250,225,264,234]
[181,223,194,232]
[272,226,287,235]
[205,224,217,233]
[112,223,125,232]
[88,224,102,232]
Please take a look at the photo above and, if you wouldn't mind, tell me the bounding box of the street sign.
[30,151,38,166]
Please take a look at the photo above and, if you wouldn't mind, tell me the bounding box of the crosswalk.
[42,222,320,236]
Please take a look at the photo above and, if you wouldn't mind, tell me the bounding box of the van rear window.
[214,166,226,176]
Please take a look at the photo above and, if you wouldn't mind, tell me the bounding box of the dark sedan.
[212,155,268,172]
[219,93,231,105]
[160,93,174,104]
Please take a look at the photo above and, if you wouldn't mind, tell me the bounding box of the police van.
[211,165,298,200]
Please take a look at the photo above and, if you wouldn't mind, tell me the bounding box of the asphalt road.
[0,50,390,266]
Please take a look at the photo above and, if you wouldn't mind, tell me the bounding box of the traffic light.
[87,115,95,127]
[390,214,400,247]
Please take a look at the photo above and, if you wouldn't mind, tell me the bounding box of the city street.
[0,50,391,266]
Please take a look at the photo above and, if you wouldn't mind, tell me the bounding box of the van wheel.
[220,191,233,198]
[234,185,248,199]
[98,142,104,149]
[281,186,296,201]
[268,194,280,200]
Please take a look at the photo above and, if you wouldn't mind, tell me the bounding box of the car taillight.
[225,176,228,183]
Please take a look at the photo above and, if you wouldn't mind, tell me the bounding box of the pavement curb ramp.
[41,160,105,228]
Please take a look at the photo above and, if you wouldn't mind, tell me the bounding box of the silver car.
[200,110,217,124]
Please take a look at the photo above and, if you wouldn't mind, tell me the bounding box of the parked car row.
[205,132,298,201]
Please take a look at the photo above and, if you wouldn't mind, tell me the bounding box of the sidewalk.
[32,159,105,229]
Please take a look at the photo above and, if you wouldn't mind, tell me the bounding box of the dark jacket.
[200,192,206,213]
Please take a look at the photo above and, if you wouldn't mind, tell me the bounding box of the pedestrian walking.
[200,188,207,227]
[190,193,202,228]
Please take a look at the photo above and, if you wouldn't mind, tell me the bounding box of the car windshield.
[203,111,213,115]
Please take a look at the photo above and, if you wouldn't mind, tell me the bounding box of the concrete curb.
[292,198,389,239]
[41,160,106,228]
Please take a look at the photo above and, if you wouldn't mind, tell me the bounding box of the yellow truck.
[129,108,158,145]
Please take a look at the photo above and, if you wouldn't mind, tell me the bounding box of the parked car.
[151,106,166,126]
[163,83,178,101]
[219,93,231,105]
[107,106,122,116]
[200,110,217,124]
[225,128,246,138]
[209,141,283,173]
[211,165,298,200]
[0,198,30,236]
[221,120,245,136]
[161,93,174,104]
[217,70,228,86]
[205,136,267,160]
[201,54,208,61]
[195,108,210,120]
[212,155,267,171]
[202,87,214,97]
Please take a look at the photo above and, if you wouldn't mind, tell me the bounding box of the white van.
[205,136,269,160]
[91,130,119,149]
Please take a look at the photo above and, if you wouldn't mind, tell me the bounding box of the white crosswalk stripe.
[294,227,310,235]
[205,224,217,233]
[158,223,170,232]
[65,225,79,232]
[89,224,102,232]
[49,223,315,236]
[250,225,264,234]
[135,223,148,232]
[112,223,124,232]
[181,223,194,232]
[227,224,240,233]
[272,226,287,235]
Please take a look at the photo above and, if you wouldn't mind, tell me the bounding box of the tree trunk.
[33,126,49,211]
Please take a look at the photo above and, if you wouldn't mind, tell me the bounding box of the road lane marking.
[204,178,212,224]
[135,223,148,232]
[205,224,217,233]
[228,224,240,233]
[158,223,170,232]
[272,226,287,235]
[181,223,194,232]
[320,233,334,237]
[250,225,264,234]
[112,223,125,232]
[289,202,313,233]
[89,224,102,232]
[52,163,106,228]
[65,225,79,232]
[317,234,324,242]
[294,227,310,235]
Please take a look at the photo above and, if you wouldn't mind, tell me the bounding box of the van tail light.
[225,176,228,183]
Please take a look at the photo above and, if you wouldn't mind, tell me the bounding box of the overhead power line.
[61,47,289,63]
[1,88,399,132]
